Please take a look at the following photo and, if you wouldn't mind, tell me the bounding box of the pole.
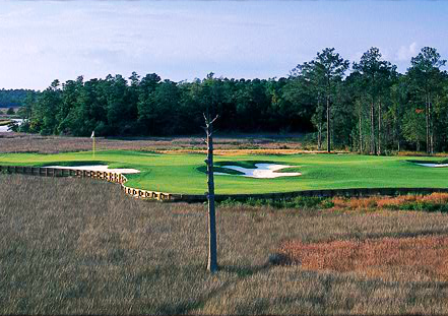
[204,113,219,273]
[91,131,96,159]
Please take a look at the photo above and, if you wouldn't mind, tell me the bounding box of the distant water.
[0,119,24,132]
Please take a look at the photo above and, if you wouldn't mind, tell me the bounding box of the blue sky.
[0,1,447,90]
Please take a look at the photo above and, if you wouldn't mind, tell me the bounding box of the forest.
[0,89,35,108]
[17,46,448,154]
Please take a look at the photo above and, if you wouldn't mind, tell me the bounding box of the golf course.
[1,150,448,194]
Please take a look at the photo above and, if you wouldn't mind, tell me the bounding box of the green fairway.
[0,150,448,194]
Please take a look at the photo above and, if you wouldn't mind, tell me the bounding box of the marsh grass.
[218,196,328,209]
[330,193,448,213]
[0,133,306,154]
[219,193,448,213]
[1,175,448,314]
[279,235,448,282]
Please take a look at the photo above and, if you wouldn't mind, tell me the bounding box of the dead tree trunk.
[204,113,219,273]
[317,94,322,151]
[377,95,382,156]
[326,94,331,153]
[317,124,322,151]
[429,93,434,154]
[426,93,430,154]
[370,97,376,155]
[359,111,363,153]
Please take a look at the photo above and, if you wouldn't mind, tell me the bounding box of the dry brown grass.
[397,151,448,157]
[328,193,448,212]
[331,196,379,210]
[1,175,448,314]
[160,149,349,156]
[0,133,306,154]
[279,236,448,282]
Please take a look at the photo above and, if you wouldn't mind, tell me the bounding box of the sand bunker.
[416,163,448,168]
[276,235,448,282]
[216,163,301,179]
[44,165,140,174]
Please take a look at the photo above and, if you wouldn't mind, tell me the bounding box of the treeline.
[19,46,448,154]
[0,89,36,108]
[20,73,314,137]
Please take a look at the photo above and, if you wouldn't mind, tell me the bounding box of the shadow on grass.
[156,300,207,315]
[40,160,106,167]
[221,262,271,278]
[337,227,448,242]
[155,262,272,315]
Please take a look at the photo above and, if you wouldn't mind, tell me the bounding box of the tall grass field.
[1,175,448,314]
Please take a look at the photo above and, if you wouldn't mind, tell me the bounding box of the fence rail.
[1,165,448,202]
[0,165,174,201]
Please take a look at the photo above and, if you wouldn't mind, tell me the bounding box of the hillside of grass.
[0,151,448,194]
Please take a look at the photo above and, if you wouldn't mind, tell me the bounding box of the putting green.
[0,150,447,194]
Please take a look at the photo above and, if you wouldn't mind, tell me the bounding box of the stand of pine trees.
[19,47,448,154]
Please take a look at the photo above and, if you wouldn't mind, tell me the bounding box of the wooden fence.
[0,165,174,201]
[1,165,448,202]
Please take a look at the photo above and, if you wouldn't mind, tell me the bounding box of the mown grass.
[1,150,448,195]
[1,175,448,314]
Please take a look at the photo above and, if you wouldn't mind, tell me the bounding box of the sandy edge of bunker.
[44,165,140,174]
[216,163,301,179]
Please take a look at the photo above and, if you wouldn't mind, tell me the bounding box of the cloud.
[1,2,447,89]
[396,42,419,62]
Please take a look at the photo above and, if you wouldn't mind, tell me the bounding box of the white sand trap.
[44,165,140,174]
[416,163,448,168]
[216,163,301,179]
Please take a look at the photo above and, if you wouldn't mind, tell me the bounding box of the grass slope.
[0,150,447,194]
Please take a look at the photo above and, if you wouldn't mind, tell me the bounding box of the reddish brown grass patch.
[375,195,418,208]
[279,235,448,282]
[329,193,448,212]
[332,196,378,210]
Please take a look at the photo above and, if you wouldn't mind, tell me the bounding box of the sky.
[0,1,447,90]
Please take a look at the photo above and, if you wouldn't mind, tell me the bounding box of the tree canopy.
[18,47,448,154]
